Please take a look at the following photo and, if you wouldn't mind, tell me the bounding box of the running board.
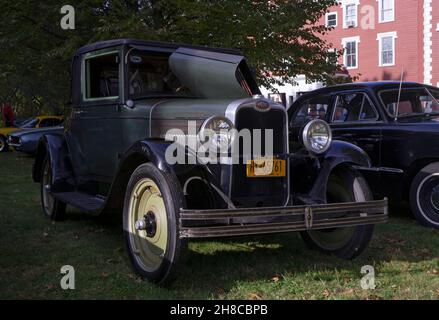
[52,192,106,213]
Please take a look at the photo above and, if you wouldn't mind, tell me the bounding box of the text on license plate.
[246,158,286,178]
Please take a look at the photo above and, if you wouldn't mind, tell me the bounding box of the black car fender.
[33,133,76,192]
[103,139,228,214]
[308,140,372,202]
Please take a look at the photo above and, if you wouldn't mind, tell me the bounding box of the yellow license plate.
[246,158,286,178]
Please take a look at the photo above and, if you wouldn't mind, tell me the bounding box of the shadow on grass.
[63,206,437,294]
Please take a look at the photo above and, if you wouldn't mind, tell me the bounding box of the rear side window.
[38,119,53,128]
[52,118,64,126]
[291,95,331,127]
[84,52,120,100]
[332,92,378,123]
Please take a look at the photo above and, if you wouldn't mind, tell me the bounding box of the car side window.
[53,118,64,126]
[84,52,120,100]
[332,92,378,123]
[38,119,53,128]
[291,95,331,127]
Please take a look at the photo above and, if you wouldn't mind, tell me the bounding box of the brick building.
[262,0,439,107]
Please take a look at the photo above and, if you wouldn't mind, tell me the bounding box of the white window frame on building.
[342,36,360,69]
[326,12,338,27]
[377,31,397,67]
[378,0,395,23]
[342,0,359,28]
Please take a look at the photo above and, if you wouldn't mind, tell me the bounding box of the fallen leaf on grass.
[214,287,225,295]
[249,293,262,300]
[427,269,438,275]
[343,288,355,296]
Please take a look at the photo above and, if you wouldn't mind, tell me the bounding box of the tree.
[0,0,339,114]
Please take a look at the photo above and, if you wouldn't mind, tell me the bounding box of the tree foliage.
[0,0,339,115]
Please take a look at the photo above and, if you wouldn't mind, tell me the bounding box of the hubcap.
[0,138,4,151]
[42,162,54,214]
[430,185,439,211]
[417,173,439,223]
[128,178,167,272]
[135,211,157,238]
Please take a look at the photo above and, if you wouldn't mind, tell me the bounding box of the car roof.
[36,116,64,120]
[76,38,242,56]
[293,81,432,105]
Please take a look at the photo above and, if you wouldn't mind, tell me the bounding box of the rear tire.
[410,162,439,229]
[41,157,66,221]
[123,163,187,285]
[0,135,8,153]
[301,167,375,260]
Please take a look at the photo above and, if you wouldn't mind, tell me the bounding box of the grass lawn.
[0,152,438,300]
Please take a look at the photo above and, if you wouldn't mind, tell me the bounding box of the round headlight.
[199,116,235,150]
[302,119,332,154]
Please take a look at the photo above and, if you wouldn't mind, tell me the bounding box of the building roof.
[76,38,242,56]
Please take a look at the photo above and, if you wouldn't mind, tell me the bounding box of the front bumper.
[179,198,388,238]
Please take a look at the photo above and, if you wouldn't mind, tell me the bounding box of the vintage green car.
[33,39,388,284]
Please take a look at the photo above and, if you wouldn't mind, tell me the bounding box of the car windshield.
[19,118,38,128]
[128,50,195,99]
[379,87,439,118]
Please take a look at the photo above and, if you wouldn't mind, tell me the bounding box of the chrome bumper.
[179,198,388,238]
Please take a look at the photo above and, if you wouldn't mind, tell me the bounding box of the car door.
[66,49,123,182]
[329,91,382,166]
[329,91,383,195]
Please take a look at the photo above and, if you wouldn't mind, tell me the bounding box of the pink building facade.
[321,0,439,86]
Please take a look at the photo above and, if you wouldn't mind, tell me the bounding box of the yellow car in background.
[0,116,64,153]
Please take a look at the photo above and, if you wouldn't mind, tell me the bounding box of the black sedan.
[7,126,64,155]
[289,81,439,229]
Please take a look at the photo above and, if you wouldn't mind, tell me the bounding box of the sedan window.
[291,95,331,127]
[38,119,54,128]
[333,92,378,123]
[380,88,439,117]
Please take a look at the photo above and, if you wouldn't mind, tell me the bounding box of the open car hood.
[169,47,258,99]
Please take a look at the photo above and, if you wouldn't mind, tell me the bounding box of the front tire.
[41,157,66,221]
[0,135,8,153]
[410,162,439,229]
[301,167,374,260]
[123,163,187,285]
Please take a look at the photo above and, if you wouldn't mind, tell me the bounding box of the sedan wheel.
[410,162,439,229]
[123,163,187,284]
[301,168,374,260]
